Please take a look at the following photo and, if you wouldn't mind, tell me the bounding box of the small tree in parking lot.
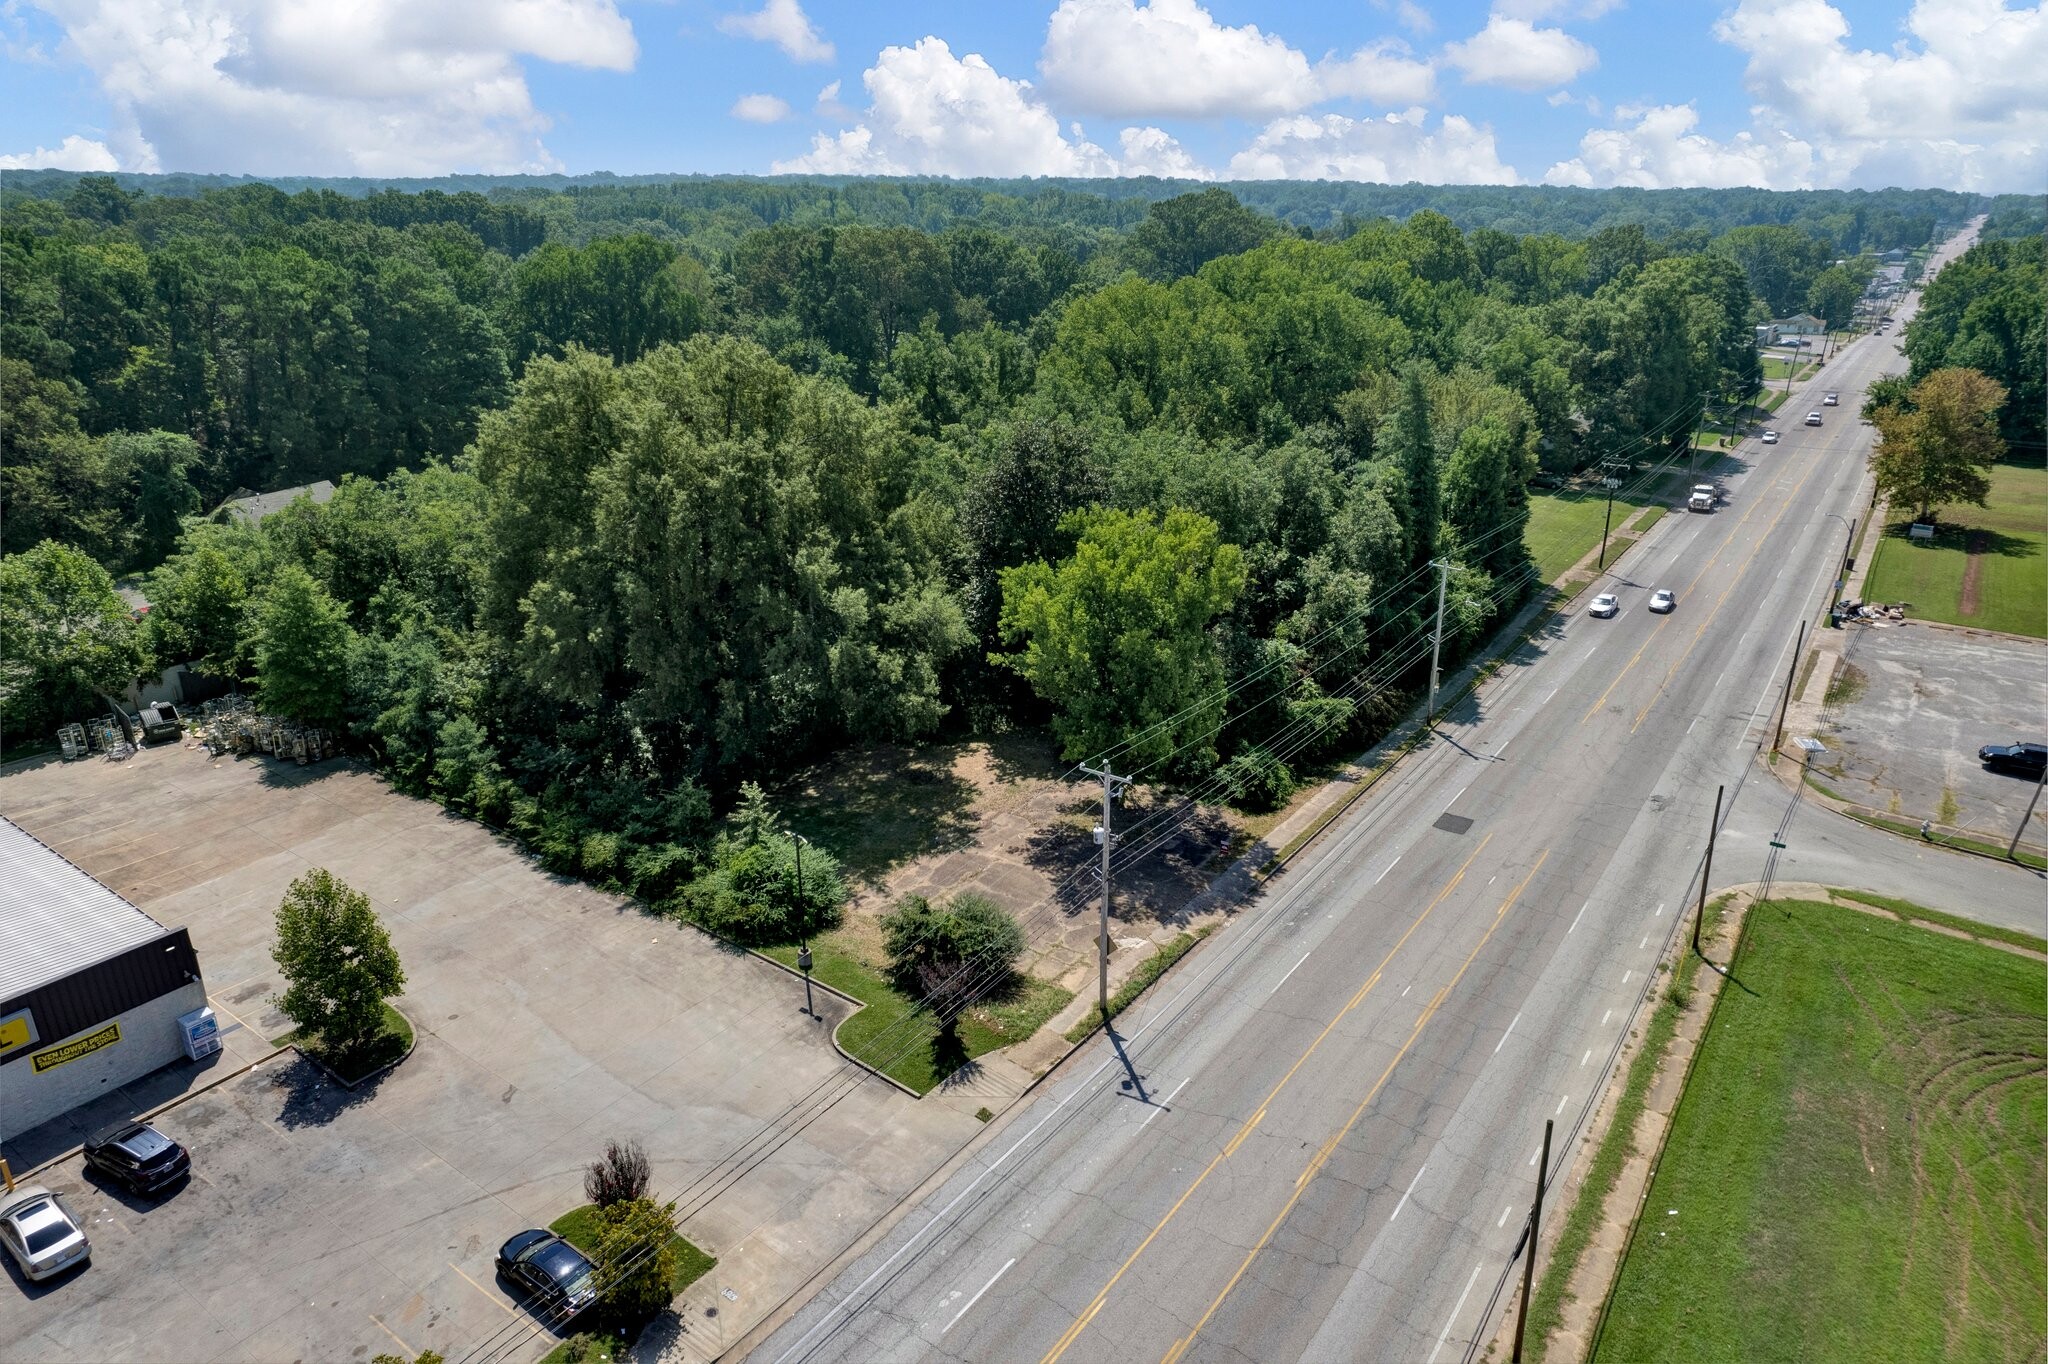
[593,1196,680,1324]
[271,869,406,1058]
[584,1137,652,1209]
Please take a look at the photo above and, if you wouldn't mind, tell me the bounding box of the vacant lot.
[1528,479,1679,584]
[1863,460,2047,638]
[1595,899,2046,1363]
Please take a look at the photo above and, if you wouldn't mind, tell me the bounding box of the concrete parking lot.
[1815,622,2048,843]
[0,745,978,1363]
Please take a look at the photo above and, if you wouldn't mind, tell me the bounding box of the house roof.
[220,480,337,524]
[0,816,170,999]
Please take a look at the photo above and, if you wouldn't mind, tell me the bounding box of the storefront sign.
[31,1021,121,1073]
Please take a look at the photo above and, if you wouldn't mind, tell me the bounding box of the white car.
[1823,392,1839,406]
[0,1185,89,1281]
[1649,590,1676,614]
[1805,411,1824,426]
[1760,430,1779,444]
[1588,593,1620,619]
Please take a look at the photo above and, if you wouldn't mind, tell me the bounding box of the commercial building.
[0,816,214,1142]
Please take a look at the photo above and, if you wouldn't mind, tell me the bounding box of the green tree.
[106,430,204,570]
[1384,367,1440,568]
[1129,189,1279,281]
[880,892,1026,1022]
[995,507,1246,770]
[255,565,355,728]
[0,540,145,742]
[591,1197,680,1325]
[270,868,406,1059]
[1869,367,2009,522]
[959,419,1107,642]
[141,539,254,676]
[1804,263,1864,331]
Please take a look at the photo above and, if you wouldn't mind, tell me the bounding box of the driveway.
[0,745,977,1363]
[1814,622,2048,843]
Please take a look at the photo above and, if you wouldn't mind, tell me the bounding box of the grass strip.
[1064,926,1214,1043]
[268,1002,412,1083]
[1523,898,1721,1362]
[1828,887,2046,953]
[1842,811,2048,871]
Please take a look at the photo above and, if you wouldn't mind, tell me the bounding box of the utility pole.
[1427,558,1451,721]
[1773,621,1806,751]
[1689,399,1708,478]
[1080,760,1132,1020]
[1511,1118,1554,1363]
[1835,517,1859,599]
[1695,785,1724,957]
[2009,763,2047,861]
[793,832,816,1021]
[1595,460,1626,570]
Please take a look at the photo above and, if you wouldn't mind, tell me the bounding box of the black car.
[82,1120,190,1195]
[1979,742,2048,778]
[497,1230,599,1318]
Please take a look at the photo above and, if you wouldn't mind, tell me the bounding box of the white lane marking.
[1601,1009,1613,1027]
[1488,874,1497,886]
[1390,1164,1427,1222]
[1498,1204,1513,1228]
[1271,952,1312,996]
[1640,935,1649,950]
[1494,1012,1522,1055]
[1529,1145,1542,1166]
[1622,970,1633,985]
[1569,902,1587,933]
[1582,647,1595,662]
[1141,1078,1191,1128]
[1494,738,1512,759]
[1555,1094,1570,1116]
[1687,717,1699,734]
[1654,902,1665,917]
[1544,686,1559,705]
[1448,784,1470,808]
[1430,1263,1487,1364]
[942,1258,1015,1335]
[1401,984,1412,998]
[1374,855,1402,885]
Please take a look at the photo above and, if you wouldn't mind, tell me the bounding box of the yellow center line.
[1034,834,1495,1364]
[1628,449,1835,731]
[1158,850,1551,1364]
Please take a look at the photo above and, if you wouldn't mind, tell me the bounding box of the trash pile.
[194,694,343,765]
[1830,599,1908,625]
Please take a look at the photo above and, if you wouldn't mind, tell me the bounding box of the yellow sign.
[32,1022,121,1074]
[0,1013,33,1055]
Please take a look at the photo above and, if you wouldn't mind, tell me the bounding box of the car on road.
[496,1229,599,1320]
[1649,590,1676,614]
[0,1187,89,1282]
[1760,429,1779,444]
[83,1120,191,1196]
[1804,411,1824,426]
[1588,593,1620,618]
[1823,392,1839,405]
[1978,742,2048,779]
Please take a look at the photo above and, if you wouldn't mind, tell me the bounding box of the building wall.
[0,981,206,1139]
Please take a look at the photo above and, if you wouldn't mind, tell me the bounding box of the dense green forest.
[0,172,2001,925]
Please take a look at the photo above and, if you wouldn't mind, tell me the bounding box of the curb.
[291,1001,419,1091]
[745,949,922,1100]
[1765,745,2047,870]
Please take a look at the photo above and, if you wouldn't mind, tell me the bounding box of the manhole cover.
[1433,813,1475,835]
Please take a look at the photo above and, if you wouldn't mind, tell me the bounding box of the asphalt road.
[748,224,2035,1364]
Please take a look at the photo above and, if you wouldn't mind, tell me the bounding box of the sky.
[1,0,2043,192]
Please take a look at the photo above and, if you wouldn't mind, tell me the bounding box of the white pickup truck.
[1687,483,1719,512]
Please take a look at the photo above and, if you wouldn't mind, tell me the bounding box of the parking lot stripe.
[449,1261,518,1317]
[369,1314,415,1358]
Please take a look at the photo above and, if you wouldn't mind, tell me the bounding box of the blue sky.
[2,1,2041,191]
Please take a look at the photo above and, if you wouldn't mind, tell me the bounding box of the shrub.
[683,835,845,946]
[580,830,624,884]
[592,1197,679,1326]
[880,892,1026,1023]
[270,869,406,1059]
[625,842,694,902]
[1217,744,1295,812]
[584,1137,652,1209]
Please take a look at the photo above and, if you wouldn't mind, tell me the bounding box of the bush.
[880,892,1026,1023]
[1217,745,1295,812]
[580,830,624,884]
[625,842,694,902]
[592,1197,679,1326]
[683,835,845,946]
[584,1137,652,1209]
[270,869,406,1059]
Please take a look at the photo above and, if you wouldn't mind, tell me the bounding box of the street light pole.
[793,831,815,1021]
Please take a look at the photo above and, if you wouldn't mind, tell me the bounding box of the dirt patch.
[1958,529,1988,616]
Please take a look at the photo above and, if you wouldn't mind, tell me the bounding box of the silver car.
[1588,593,1620,618]
[0,1186,90,1281]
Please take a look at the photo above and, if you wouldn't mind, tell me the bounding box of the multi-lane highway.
[746,223,2030,1364]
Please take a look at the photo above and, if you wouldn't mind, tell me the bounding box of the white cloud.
[1227,109,1521,184]
[1544,103,1815,187]
[1443,15,1598,91]
[1493,0,1624,18]
[1712,0,2048,190]
[0,133,120,169]
[1039,0,1317,118]
[775,38,1117,176]
[730,93,791,123]
[715,0,832,64]
[1316,40,1436,105]
[814,79,851,119]
[23,0,636,174]
[1117,126,1213,179]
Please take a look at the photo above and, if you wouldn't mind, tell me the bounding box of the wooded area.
[0,172,2014,927]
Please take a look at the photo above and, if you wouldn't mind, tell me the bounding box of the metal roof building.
[0,816,210,1143]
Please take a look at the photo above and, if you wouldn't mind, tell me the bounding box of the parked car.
[138,702,183,745]
[0,1186,89,1281]
[1649,590,1676,614]
[83,1120,191,1196]
[1804,411,1824,426]
[1760,429,1779,444]
[1588,593,1620,618]
[496,1230,599,1319]
[1823,392,1839,406]
[1978,743,2048,779]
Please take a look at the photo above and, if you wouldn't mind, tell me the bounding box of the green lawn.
[538,1205,717,1364]
[1527,486,1672,584]
[762,935,1072,1093]
[1862,460,2047,637]
[1594,899,2046,1364]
